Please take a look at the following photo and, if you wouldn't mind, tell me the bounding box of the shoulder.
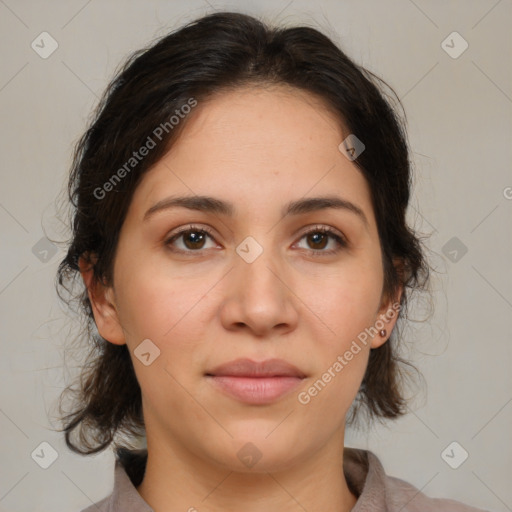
[344,448,490,512]
[79,495,111,512]
[384,472,490,511]
[77,449,151,512]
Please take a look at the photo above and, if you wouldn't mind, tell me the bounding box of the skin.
[80,84,402,512]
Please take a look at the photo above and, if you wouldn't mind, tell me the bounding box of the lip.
[206,358,306,405]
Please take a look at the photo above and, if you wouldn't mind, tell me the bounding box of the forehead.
[128,84,374,226]
[179,84,346,153]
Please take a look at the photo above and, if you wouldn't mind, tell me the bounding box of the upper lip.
[206,358,306,378]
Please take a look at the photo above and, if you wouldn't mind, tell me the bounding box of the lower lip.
[207,375,304,404]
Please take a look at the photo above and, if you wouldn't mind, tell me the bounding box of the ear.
[78,254,126,346]
[371,259,404,349]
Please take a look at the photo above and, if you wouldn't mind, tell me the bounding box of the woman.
[57,11,486,511]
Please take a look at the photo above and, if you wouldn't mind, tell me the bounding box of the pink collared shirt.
[79,448,489,511]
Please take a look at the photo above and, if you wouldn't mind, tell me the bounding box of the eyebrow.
[143,194,369,228]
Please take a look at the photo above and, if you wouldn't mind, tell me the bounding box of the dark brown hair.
[56,11,430,455]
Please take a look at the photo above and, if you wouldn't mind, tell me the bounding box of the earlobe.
[371,284,403,349]
[78,254,126,346]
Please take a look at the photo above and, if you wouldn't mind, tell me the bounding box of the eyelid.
[164,223,348,254]
[297,224,347,243]
[292,224,348,255]
[164,223,218,246]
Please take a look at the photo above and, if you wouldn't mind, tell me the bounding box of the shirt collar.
[106,447,387,511]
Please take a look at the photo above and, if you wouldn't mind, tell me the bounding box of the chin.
[203,429,310,474]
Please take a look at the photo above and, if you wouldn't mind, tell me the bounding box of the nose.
[219,243,299,338]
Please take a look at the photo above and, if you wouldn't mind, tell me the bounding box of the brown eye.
[295,226,347,255]
[306,231,329,250]
[181,230,207,250]
[165,225,217,253]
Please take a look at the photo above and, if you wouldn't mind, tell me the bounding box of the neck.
[136,432,358,512]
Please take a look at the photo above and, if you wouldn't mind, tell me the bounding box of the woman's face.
[85,85,401,472]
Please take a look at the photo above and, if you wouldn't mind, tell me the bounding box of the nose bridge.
[219,231,298,335]
[235,232,283,294]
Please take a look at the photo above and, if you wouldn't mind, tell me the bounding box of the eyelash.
[164,224,347,257]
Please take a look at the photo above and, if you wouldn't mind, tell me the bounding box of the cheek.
[307,265,383,340]
[114,259,207,342]
[301,264,382,403]
[298,293,373,418]
[118,272,209,419]
[114,262,214,395]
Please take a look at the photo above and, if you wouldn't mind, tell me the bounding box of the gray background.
[0,0,511,511]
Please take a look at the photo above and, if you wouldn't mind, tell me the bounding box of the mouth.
[205,358,306,405]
